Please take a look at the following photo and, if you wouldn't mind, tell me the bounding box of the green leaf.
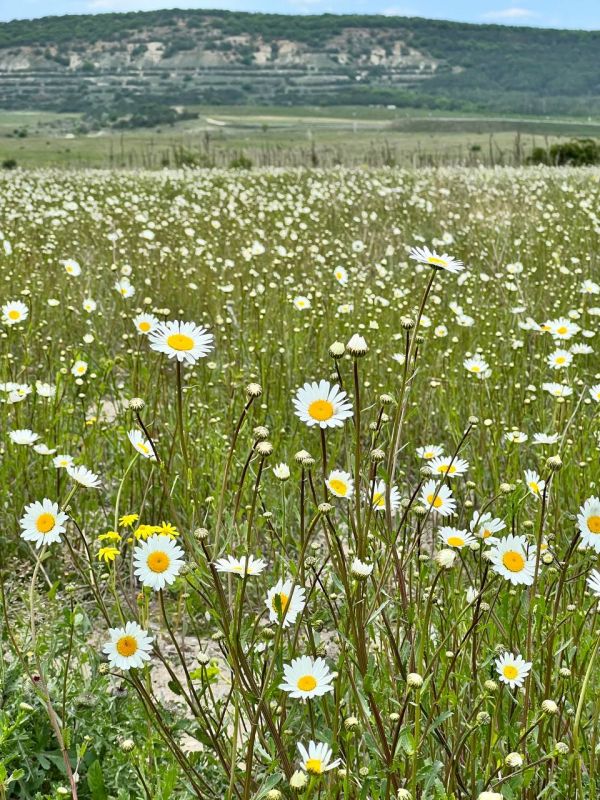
[87,759,108,800]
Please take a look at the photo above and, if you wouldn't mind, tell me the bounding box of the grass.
[1,106,600,168]
[1,165,600,800]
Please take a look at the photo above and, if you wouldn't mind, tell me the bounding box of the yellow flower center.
[372,491,385,508]
[529,482,539,494]
[427,256,447,267]
[139,321,151,332]
[328,478,347,496]
[272,592,290,613]
[556,356,566,364]
[427,494,443,509]
[306,758,324,775]
[482,528,492,539]
[167,333,194,351]
[437,464,456,474]
[587,515,600,534]
[138,443,150,455]
[36,513,55,533]
[447,536,464,547]
[147,551,170,573]
[471,365,481,372]
[8,309,20,320]
[308,399,334,421]
[297,675,317,692]
[503,665,518,680]
[116,635,138,657]
[502,551,525,572]
[556,326,567,335]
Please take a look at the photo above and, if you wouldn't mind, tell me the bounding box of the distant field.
[1,107,600,168]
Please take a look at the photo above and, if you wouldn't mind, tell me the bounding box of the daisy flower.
[505,431,528,443]
[370,480,400,514]
[115,278,135,298]
[409,246,464,274]
[577,497,600,552]
[495,652,532,688]
[326,469,354,499]
[215,555,267,576]
[103,621,153,670]
[350,557,373,578]
[53,454,74,469]
[66,464,101,488]
[464,354,490,378]
[279,656,334,700]
[547,318,580,340]
[19,499,68,548]
[470,511,506,543]
[488,534,536,586]
[533,432,559,445]
[133,534,185,591]
[148,320,214,365]
[36,381,56,398]
[438,526,475,548]
[62,258,81,276]
[82,298,97,313]
[9,429,39,445]
[333,266,348,285]
[416,444,444,460]
[127,429,156,460]
[2,300,28,325]
[547,349,572,369]
[427,456,469,479]
[524,469,545,498]
[293,380,353,429]
[420,480,456,517]
[297,740,340,775]
[542,382,573,398]
[133,312,159,335]
[589,384,600,402]
[586,569,600,597]
[71,360,88,377]
[265,579,306,627]
[293,296,311,310]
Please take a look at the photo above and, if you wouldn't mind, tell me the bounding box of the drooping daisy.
[487,534,536,586]
[62,258,81,277]
[297,740,340,775]
[214,554,267,577]
[420,480,456,517]
[293,380,353,429]
[586,569,600,597]
[127,430,156,460]
[581,279,600,295]
[428,456,469,479]
[148,320,214,365]
[333,266,348,285]
[326,469,354,499]
[464,354,490,378]
[409,246,464,274]
[524,469,545,498]
[370,480,401,514]
[66,464,101,488]
[469,511,506,543]
[8,429,39,445]
[577,497,600,552]
[103,621,153,670]
[133,313,159,335]
[547,349,572,370]
[19,499,68,548]
[133,534,185,591]
[71,360,88,377]
[265,579,306,627]
[533,432,559,445]
[438,526,475,549]
[279,656,334,700]
[36,381,56,398]
[416,444,444,460]
[571,343,593,355]
[2,300,28,325]
[495,652,532,689]
[350,557,374,578]
[33,444,56,456]
[293,295,311,310]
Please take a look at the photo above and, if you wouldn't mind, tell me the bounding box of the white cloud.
[481,7,537,21]
[381,5,416,15]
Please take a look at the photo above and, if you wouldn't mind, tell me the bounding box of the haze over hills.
[1,9,600,125]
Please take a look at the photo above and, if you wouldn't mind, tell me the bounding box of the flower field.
[1,166,600,800]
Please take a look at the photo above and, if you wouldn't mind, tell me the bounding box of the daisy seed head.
[290,770,308,790]
[120,738,135,752]
[318,502,333,514]
[246,382,262,398]
[400,316,415,330]
[500,483,514,494]
[266,791,282,800]
[379,393,393,405]
[194,527,209,540]
[371,448,385,462]
[128,397,145,410]
[295,449,312,464]
[505,752,523,768]
[397,789,412,800]
[546,455,563,471]
[484,680,498,692]
[347,333,368,356]
[407,672,423,689]
[541,699,559,715]
[555,741,569,755]
[476,711,491,725]
[253,425,269,440]
[344,716,359,731]
[255,441,273,456]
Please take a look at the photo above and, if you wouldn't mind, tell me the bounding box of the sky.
[0,0,599,28]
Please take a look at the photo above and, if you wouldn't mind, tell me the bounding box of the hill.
[1,10,600,121]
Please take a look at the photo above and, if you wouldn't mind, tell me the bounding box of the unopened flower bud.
[246,383,262,398]
[329,341,345,359]
[407,672,423,689]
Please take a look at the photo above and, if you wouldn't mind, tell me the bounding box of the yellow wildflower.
[98,530,121,542]
[156,521,178,538]
[97,546,120,563]
[119,513,139,528]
